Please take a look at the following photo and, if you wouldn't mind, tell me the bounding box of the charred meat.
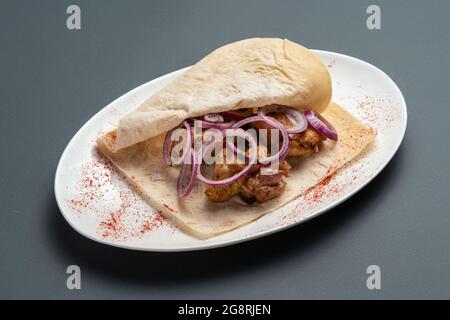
[205,162,246,202]
[240,172,286,204]
[288,125,326,157]
[205,158,291,203]
[204,106,327,203]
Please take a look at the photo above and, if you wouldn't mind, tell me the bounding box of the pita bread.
[111,38,331,152]
[98,102,375,238]
[96,38,376,238]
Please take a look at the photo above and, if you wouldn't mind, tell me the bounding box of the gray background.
[0,0,449,299]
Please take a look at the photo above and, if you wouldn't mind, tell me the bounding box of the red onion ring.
[258,105,308,134]
[196,129,257,186]
[229,115,289,165]
[162,121,192,166]
[203,113,224,123]
[304,110,338,141]
[163,126,177,165]
[177,147,200,198]
[195,119,235,130]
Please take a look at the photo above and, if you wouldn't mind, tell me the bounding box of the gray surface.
[0,0,449,299]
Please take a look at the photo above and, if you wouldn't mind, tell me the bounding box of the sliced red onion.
[258,105,308,134]
[195,119,235,130]
[163,126,177,165]
[203,113,224,123]
[229,115,289,166]
[196,129,257,186]
[304,110,338,141]
[177,147,200,198]
[162,121,192,166]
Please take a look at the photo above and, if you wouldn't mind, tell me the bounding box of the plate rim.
[54,49,407,252]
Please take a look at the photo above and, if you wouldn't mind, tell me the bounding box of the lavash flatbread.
[96,38,376,238]
[111,38,331,152]
[97,102,375,238]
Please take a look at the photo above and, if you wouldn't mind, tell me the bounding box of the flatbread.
[96,38,376,238]
[111,38,331,152]
[97,102,376,238]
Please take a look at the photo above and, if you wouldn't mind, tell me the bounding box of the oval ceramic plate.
[55,50,407,252]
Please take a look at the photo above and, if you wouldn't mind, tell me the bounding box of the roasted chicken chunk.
[288,125,326,157]
[240,172,286,204]
[250,111,326,158]
[205,106,325,203]
[205,157,292,203]
[205,162,246,202]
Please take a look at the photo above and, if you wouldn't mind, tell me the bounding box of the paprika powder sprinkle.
[66,150,171,241]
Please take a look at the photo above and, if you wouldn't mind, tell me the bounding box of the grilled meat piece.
[271,113,326,157]
[205,107,314,204]
[205,145,291,203]
[205,162,246,202]
[288,125,326,157]
[240,156,291,204]
[240,172,287,203]
[250,110,326,158]
[204,145,264,202]
[259,159,292,176]
[279,159,292,176]
[270,112,292,128]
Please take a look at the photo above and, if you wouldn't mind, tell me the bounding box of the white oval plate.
[55,50,407,252]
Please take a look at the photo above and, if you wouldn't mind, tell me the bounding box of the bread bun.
[113,38,332,151]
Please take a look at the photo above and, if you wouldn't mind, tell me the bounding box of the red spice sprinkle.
[66,150,171,241]
[275,93,393,228]
[99,212,124,239]
[305,176,333,204]
[139,213,167,235]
